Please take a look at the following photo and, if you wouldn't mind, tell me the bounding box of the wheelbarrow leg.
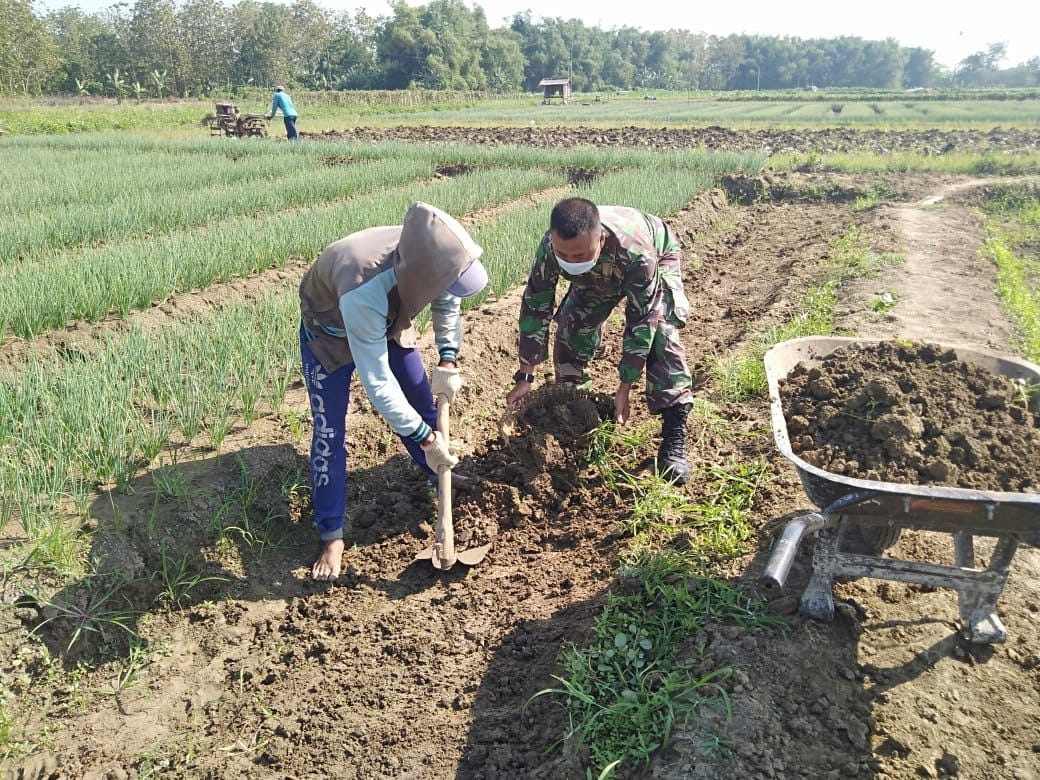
[956,534,1016,644]
[800,528,838,622]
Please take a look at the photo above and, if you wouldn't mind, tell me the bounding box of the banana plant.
[150,69,168,99]
[106,68,128,104]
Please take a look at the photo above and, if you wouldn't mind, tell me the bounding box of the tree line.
[2,0,1037,97]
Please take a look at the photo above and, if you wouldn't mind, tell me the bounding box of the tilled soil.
[782,341,1040,491]
[306,125,1040,156]
[4,173,1040,780]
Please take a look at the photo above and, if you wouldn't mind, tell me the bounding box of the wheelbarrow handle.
[760,512,830,590]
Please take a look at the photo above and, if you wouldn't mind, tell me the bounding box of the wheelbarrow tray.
[764,336,1040,545]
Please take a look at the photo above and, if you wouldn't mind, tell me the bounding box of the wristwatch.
[513,370,535,384]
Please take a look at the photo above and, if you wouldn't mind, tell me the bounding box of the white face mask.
[555,253,597,275]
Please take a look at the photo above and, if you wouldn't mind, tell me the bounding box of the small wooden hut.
[539,78,571,105]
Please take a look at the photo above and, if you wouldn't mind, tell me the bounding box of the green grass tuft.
[531,549,778,774]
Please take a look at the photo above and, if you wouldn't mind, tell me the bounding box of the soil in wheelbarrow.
[782,341,1040,492]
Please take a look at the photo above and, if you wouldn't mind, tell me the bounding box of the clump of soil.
[720,172,868,204]
[566,166,601,186]
[782,341,1040,492]
[450,387,612,548]
[321,154,356,166]
[434,163,473,178]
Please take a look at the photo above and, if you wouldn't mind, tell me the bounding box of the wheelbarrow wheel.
[838,516,901,556]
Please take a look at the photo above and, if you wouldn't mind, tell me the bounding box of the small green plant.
[109,640,150,694]
[795,151,824,172]
[152,455,187,501]
[31,579,140,653]
[156,547,227,609]
[530,549,778,774]
[871,291,898,312]
[0,692,31,762]
[208,459,295,559]
[972,151,1007,175]
[204,401,234,451]
[1016,380,1040,409]
[586,420,655,491]
[19,517,84,578]
[854,182,893,211]
[283,408,309,441]
[685,461,769,559]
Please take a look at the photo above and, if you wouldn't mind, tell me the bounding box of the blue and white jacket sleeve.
[340,272,431,444]
[430,290,462,363]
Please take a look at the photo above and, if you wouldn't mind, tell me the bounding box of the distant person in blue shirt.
[267,85,298,140]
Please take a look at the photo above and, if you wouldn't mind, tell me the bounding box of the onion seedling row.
[6,132,766,176]
[0,167,562,338]
[0,149,319,218]
[1,158,435,262]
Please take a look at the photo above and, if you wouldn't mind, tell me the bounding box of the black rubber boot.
[657,403,691,484]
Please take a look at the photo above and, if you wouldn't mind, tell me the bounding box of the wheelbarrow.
[759,336,1040,644]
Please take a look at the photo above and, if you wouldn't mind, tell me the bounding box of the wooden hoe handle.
[433,394,456,569]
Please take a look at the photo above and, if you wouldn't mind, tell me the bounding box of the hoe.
[415,391,491,570]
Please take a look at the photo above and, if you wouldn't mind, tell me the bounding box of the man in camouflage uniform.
[506,197,694,482]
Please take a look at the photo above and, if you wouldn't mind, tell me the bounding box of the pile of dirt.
[304,125,1040,157]
[449,386,613,550]
[782,341,1040,491]
[719,172,873,204]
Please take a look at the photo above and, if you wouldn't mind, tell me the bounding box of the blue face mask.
[555,253,597,275]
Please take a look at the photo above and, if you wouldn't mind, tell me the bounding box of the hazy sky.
[43,0,1039,70]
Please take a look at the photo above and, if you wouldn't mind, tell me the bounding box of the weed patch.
[985,233,1040,362]
[534,414,778,774]
[532,550,776,774]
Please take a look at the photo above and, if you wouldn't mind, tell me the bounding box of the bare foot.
[311,539,344,580]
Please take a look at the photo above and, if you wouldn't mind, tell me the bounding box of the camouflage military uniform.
[518,206,693,411]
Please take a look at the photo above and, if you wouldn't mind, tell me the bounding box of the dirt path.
[849,178,1029,349]
[4,174,1038,779]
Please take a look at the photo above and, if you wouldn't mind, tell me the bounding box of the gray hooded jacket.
[299,202,483,439]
